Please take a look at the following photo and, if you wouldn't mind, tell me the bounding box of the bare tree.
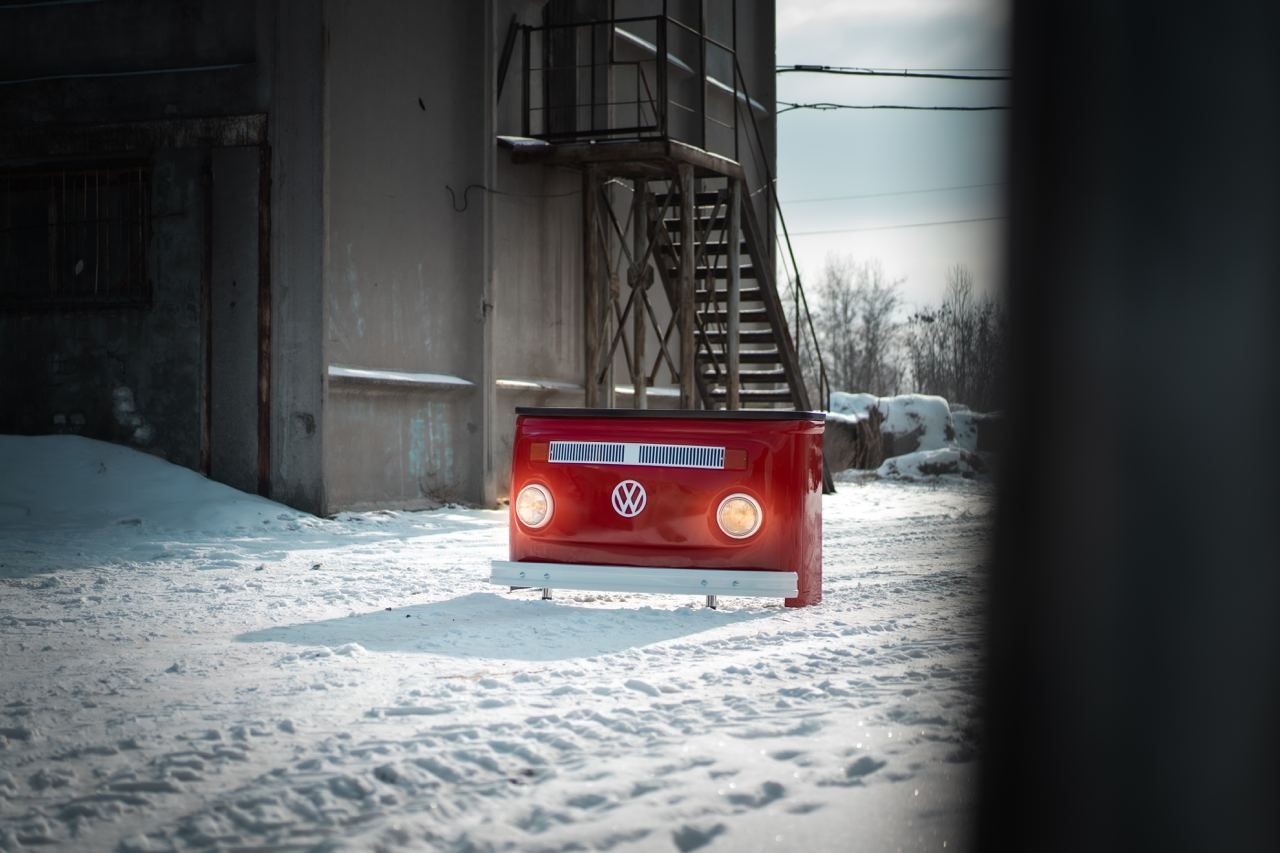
[854,263,903,394]
[805,256,905,399]
[903,264,1006,411]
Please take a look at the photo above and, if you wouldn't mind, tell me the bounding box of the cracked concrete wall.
[489,152,585,500]
[319,0,490,512]
[267,1,327,514]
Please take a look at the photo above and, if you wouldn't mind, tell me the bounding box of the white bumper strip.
[489,561,798,598]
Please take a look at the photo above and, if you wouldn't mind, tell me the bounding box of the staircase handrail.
[730,56,831,412]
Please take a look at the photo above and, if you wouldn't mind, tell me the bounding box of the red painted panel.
[507,411,824,607]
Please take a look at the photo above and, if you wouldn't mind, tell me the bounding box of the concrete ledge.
[495,377,583,393]
[0,114,267,158]
[327,364,474,392]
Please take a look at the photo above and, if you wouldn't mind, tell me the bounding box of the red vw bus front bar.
[490,407,825,607]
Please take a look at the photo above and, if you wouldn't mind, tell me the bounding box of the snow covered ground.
[1,436,991,852]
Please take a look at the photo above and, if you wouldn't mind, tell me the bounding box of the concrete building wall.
[267,1,328,514]
[488,1,592,499]
[0,0,329,513]
[0,0,261,473]
[208,146,261,494]
[489,153,585,498]
[737,0,777,263]
[0,0,776,514]
[319,0,491,511]
[0,0,261,125]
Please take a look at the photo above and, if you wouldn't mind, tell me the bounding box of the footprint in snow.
[623,679,659,697]
[672,822,727,852]
[845,755,887,781]
[786,801,824,815]
[726,780,786,809]
[565,792,608,810]
[27,767,76,790]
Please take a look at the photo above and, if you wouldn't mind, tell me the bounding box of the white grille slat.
[548,441,625,464]
[548,441,725,470]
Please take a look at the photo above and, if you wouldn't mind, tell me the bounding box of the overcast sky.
[774,0,1010,309]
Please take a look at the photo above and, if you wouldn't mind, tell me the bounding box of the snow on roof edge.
[328,365,474,390]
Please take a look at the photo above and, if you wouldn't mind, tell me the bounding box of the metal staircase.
[650,180,812,412]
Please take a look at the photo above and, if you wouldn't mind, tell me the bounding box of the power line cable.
[445,183,580,212]
[791,215,1007,236]
[777,64,1010,81]
[444,177,631,211]
[783,181,1005,204]
[780,64,1011,73]
[779,101,1007,113]
[870,66,1010,72]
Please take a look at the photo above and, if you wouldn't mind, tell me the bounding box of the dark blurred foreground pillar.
[982,3,1280,851]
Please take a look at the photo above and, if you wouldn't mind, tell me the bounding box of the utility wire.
[866,66,1010,72]
[784,181,1005,204]
[779,101,1007,113]
[777,64,1010,81]
[444,177,632,212]
[791,215,1007,236]
[445,183,579,212]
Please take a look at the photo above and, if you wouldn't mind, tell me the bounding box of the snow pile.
[829,392,880,418]
[828,393,997,481]
[951,410,980,452]
[823,408,870,427]
[950,410,1002,453]
[0,435,336,576]
[830,392,954,453]
[0,434,990,851]
[0,434,309,534]
[875,447,987,480]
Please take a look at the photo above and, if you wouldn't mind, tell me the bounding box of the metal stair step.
[707,388,797,403]
[661,215,729,231]
[698,349,782,364]
[701,368,788,384]
[668,267,757,280]
[695,286,764,303]
[697,307,771,323]
[679,240,750,255]
[702,328,776,344]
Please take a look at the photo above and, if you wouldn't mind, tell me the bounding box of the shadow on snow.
[235,591,772,661]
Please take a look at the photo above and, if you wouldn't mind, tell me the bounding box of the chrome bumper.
[489,560,798,598]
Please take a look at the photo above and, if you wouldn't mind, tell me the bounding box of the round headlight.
[716,493,762,539]
[515,483,553,529]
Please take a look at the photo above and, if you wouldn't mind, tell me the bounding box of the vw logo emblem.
[611,479,647,518]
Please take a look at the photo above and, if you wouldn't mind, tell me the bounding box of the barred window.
[0,164,151,309]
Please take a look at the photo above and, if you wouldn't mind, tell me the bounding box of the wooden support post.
[603,181,616,409]
[727,178,741,410]
[678,163,696,408]
[584,166,602,407]
[631,179,648,409]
